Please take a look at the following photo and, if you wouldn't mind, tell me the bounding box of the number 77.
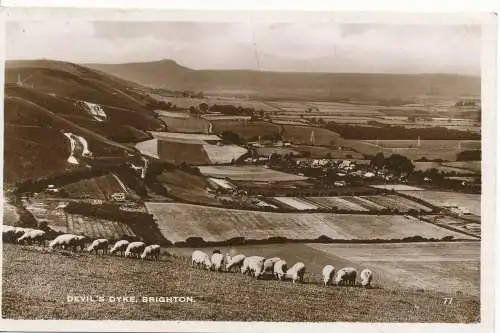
[443,297,453,305]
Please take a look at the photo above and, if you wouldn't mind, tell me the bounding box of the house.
[111,193,126,202]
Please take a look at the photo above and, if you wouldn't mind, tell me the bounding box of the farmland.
[60,173,130,200]
[420,215,481,238]
[281,125,342,146]
[198,165,308,181]
[210,120,281,140]
[442,161,482,173]
[2,244,479,322]
[144,203,475,244]
[403,191,481,216]
[156,112,211,134]
[170,241,480,296]
[292,145,364,159]
[414,162,477,174]
[22,200,136,240]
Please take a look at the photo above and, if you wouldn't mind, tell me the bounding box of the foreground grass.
[2,244,479,322]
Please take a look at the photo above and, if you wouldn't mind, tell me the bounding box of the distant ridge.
[85,59,480,101]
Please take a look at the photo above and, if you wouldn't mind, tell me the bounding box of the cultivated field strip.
[145,202,475,243]
[306,197,369,212]
[61,173,126,200]
[158,115,211,134]
[403,191,481,216]
[135,138,159,159]
[281,125,341,146]
[198,165,308,182]
[273,197,319,210]
[202,144,248,164]
[210,120,281,139]
[361,195,433,213]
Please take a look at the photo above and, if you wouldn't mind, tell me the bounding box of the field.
[157,140,211,165]
[342,140,480,161]
[157,113,211,134]
[442,161,482,173]
[403,191,481,216]
[210,120,281,140]
[2,244,479,321]
[60,173,130,200]
[254,146,300,157]
[281,125,341,146]
[23,200,136,240]
[414,162,477,174]
[370,184,424,191]
[202,144,248,164]
[144,203,475,243]
[198,165,308,181]
[155,95,279,111]
[149,132,221,144]
[170,241,480,296]
[134,138,159,159]
[420,215,481,238]
[362,140,481,161]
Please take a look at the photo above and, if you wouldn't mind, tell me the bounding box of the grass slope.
[2,244,479,322]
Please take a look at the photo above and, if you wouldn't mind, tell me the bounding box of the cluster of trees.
[324,122,481,140]
[370,153,415,176]
[455,100,479,107]
[456,150,481,161]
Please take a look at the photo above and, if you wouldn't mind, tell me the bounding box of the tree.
[370,152,386,169]
[385,154,415,176]
[199,103,209,113]
[220,131,242,145]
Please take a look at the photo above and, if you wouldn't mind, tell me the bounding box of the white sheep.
[141,244,161,261]
[322,265,335,286]
[273,260,287,280]
[49,234,78,250]
[360,268,373,288]
[124,241,146,259]
[191,250,212,270]
[241,256,265,278]
[110,240,130,256]
[17,229,46,246]
[211,252,225,272]
[335,267,357,286]
[285,262,306,284]
[225,253,246,272]
[86,239,109,255]
[262,257,281,275]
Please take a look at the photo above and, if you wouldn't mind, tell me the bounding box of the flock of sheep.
[2,226,160,260]
[192,249,374,287]
[3,225,374,288]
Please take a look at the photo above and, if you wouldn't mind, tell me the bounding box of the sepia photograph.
[0,7,496,331]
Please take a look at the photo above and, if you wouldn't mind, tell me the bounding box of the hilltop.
[2,244,479,322]
[86,59,481,101]
[4,59,167,184]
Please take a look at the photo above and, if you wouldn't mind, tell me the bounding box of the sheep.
[74,235,89,252]
[110,240,130,256]
[285,262,306,284]
[225,253,246,272]
[273,260,287,280]
[322,265,336,286]
[2,226,20,243]
[86,239,109,255]
[191,250,212,270]
[124,241,146,259]
[49,234,79,250]
[211,252,225,272]
[360,268,373,288]
[262,257,281,275]
[241,256,265,278]
[17,230,46,246]
[335,267,357,286]
[141,244,161,261]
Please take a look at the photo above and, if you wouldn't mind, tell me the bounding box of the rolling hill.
[86,59,481,101]
[3,60,168,184]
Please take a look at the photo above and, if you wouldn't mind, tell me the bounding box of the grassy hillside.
[2,244,479,322]
[86,59,480,101]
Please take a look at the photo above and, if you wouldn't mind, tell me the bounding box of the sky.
[5,21,481,75]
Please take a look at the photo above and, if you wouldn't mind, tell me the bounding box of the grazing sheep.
[335,267,357,286]
[110,240,130,256]
[141,244,161,261]
[241,256,265,278]
[322,265,336,286]
[124,241,146,259]
[360,268,373,288]
[225,253,246,272]
[86,239,109,255]
[262,257,281,275]
[273,260,288,280]
[211,252,225,272]
[17,230,46,246]
[49,234,79,250]
[285,262,306,284]
[191,250,212,270]
[74,235,89,252]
